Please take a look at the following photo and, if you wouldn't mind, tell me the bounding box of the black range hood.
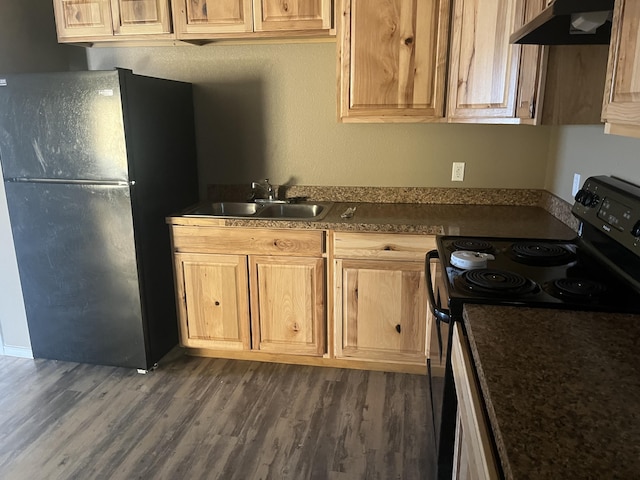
[510,0,614,45]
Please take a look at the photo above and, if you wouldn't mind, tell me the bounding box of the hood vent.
[510,0,614,45]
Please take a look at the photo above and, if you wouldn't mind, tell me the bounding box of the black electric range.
[426,175,640,479]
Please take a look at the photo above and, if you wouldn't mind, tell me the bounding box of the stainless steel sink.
[185,202,263,217]
[259,203,327,219]
[183,201,333,221]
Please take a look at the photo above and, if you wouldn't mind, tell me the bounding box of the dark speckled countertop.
[463,304,640,480]
[182,202,577,239]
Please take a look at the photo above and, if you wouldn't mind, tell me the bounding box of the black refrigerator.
[0,68,199,370]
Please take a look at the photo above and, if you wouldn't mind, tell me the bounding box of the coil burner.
[451,239,494,253]
[455,268,538,296]
[510,242,576,266]
[545,278,607,300]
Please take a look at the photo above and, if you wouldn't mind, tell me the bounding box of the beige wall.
[86,43,553,197]
[545,126,640,203]
[0,0,78,355]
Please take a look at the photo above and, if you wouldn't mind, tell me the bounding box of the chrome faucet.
[251,178,276,202]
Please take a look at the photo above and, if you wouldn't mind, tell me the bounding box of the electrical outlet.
[572,173,581,197]
[452,162,465,182]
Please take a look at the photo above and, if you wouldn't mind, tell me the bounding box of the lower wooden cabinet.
[332,232,436,367]
[451,323,499,480]
[168,222,435,372]
[170,225,326,357]
[174,252,251,350]
[335,259,427,364]
[250,255,325,355]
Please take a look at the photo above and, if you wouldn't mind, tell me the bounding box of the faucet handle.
[250,178,275,200]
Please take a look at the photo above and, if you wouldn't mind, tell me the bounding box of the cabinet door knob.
[395,324,401,333]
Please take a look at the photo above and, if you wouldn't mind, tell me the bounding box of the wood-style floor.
[0,350,437,480]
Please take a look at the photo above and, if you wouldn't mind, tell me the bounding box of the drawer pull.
[395,324,401,333]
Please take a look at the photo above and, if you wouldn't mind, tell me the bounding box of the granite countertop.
[463,304,640,480]
[171,202,577,239]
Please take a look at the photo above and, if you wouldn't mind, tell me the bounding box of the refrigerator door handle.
[5,177,131,186]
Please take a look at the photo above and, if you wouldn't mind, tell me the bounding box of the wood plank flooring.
[0,350,438,480]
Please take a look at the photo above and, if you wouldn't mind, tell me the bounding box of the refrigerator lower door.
[4,181,147,368]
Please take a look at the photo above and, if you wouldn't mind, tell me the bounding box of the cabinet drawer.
[171,226,325,256]
[333,232,436,262]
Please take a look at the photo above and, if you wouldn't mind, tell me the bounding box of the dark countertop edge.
[462,306,515,480]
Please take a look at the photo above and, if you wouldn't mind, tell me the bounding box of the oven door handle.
[426,249,451,364]
[425,250,451,324]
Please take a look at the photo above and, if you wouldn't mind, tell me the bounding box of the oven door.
[426,249,458,480]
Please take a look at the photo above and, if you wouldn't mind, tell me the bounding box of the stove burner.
[456,269,538,296]
[451,239,493,253]
[547,278,607,299]
[510,242,575,266]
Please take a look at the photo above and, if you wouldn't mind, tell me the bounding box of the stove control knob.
[632,221,640,238]
[575,189,587,204]
[589,194,600,207]
[583,192,594,206]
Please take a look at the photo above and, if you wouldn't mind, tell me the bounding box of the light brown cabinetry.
[451,323,500,480]
[514,0,546,120]
[171,0,333,40]
[52,0,172,42]
[254,0,332,32]
[250,255,325,355]
[174,253,251,350]
[170,225,326,356]
[602,0,640,139]
[332,232,436,366]
[337,0,452,122]
[447,0,524,121]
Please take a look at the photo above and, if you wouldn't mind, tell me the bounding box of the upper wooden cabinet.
[255,0,332,32]
[602,0,640,139]
[447,0,525,121]
[337,0,452,122]
[112,0,172,35]
[171,0,253,35]
[171,0,333,39]
[52,0,172,42]
[52,0,333,42]
[515,0,545,120]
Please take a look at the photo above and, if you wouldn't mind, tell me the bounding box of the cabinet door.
[335,259,427,364]
[515,0,545,121]
[254,0,331,32]
[250,256,325,356]
[172,0,253,36]
[174,253,251,350]
[602,0,640,139]
[111,0,172,35]
[451,323,499,480]
[447,0,524,120]
[52,0,114,40]
[338,0,451,122]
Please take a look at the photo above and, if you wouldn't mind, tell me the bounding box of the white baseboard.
[2,345,34,359]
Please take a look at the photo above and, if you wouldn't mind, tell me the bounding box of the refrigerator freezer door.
[0,71,129,182]
[4,181,147,368]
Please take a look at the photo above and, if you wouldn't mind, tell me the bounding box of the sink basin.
[259,203,327,219]
[184,202,263,217]
[183,201,333,221]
